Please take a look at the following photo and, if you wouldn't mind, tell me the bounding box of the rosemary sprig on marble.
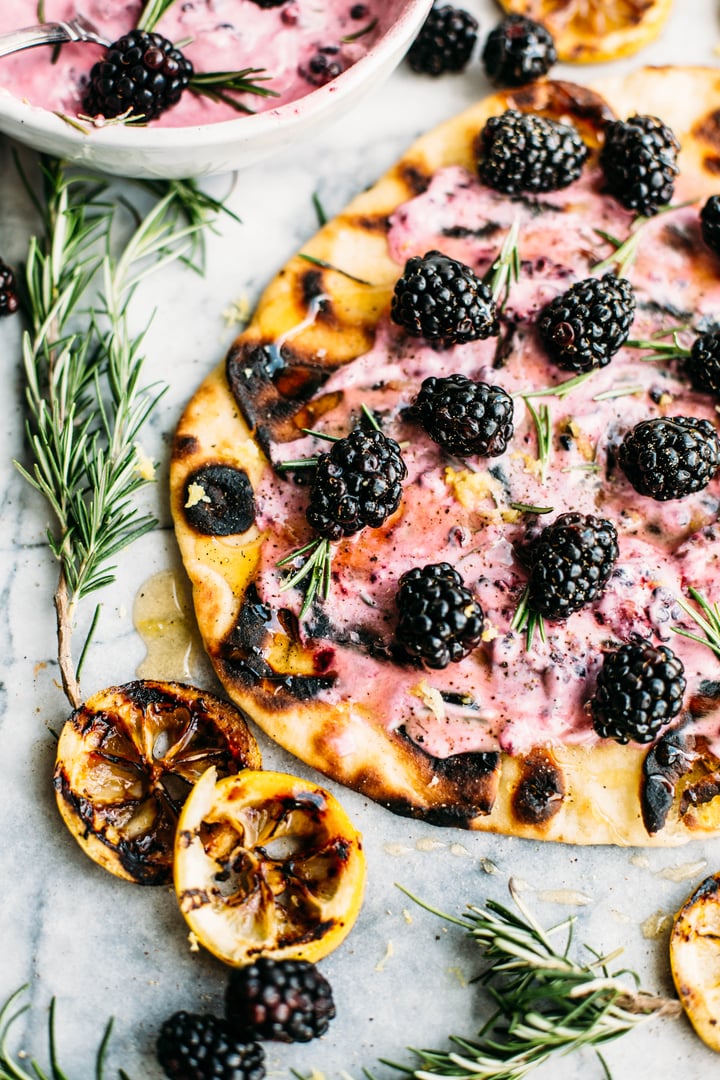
[0,986,128,1080]
[13,157,220,708]
[386,881,680,1080]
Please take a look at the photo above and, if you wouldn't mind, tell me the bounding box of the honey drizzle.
[133,569,204,682]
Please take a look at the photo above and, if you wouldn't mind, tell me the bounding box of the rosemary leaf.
[189,68,279,112]
[386,882,680,1080]
[136,0,178,33]
[0,987,123,1080]
[14,158,223,706]
[672,586,720,659]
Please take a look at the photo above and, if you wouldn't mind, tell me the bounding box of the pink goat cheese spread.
[0,1,384,126]
[251,163,720,762]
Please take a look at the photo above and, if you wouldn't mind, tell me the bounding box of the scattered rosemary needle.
[672,586,720,659]
[0,986,126,1080]
[592,202,694,278]
[384,880,681,1080]
[12,156,224,709]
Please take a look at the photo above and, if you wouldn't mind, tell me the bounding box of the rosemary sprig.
[485,216,521,313]
[672,586,720,660]
[592,202,693,278]
[623,329,690,363]
[517,369,595,401]
[136,0,178,32]
[0,986,126,1080]
[278,538,333,619]
[342,18,379,43]
[13,158,221,707]
[524,398,552,482]
[298,252,374,286]
[388,881,680,1080]
[188,68,279,114]
[510,584,546,650]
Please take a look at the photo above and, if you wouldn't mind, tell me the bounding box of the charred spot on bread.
[217,586,336,704]
[398,161,432,197]
[679,770,720,816]
[173,433,201,460]
[641,729,698,834]
[183,464,255,536]
[227,340,336,448]
[511,749,565,826]
[504,79,614,148]
[393,727,501,824]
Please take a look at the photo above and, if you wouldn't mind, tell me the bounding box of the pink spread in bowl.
[0,0,433,177]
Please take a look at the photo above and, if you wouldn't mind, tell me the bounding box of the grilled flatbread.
[171,68,720,846]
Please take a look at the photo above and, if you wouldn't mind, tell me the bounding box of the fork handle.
[0,20,105,59]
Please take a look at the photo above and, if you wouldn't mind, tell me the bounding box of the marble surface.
[2,2,720,1078]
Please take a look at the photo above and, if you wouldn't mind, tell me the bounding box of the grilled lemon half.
[496,0,673,63]
[54,680,261,886]
[670,870,720,1053]
[174,767,366,966]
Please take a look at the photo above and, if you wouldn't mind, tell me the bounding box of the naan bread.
[171,69,720,846]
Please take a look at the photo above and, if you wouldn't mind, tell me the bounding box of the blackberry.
[526,513,619,621]
[481,14,557,87]
[406,3,479,76]
[0,259,19,317]
[396,562,484,669]
[537,274,635,373]
[157,1012,265,1080]
[700,195,720,256]
[83,30,193,122]
[391,250,498,345]
[600,114,680,216]
[225,958,335,1043]
[686,330,720,395]
[408,374,514,457]
[477,110,588,195]
[591,640,686,744]
[619,415,720,500]
[307,427,407,540]
[299,46,346,88]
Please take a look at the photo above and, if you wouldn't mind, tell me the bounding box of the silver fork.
[0,14,110,59]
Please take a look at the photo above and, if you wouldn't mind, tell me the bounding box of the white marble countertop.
[2,1,720,1078]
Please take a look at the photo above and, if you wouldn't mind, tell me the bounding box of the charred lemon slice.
[496,0,673,63]
[54,680,261,886]
[670,871,720,1052]
[174,767,366,965]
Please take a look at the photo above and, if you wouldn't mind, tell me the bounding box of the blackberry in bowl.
[0,0,434,178]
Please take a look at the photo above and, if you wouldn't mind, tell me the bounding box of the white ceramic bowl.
[0,0,433,179]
